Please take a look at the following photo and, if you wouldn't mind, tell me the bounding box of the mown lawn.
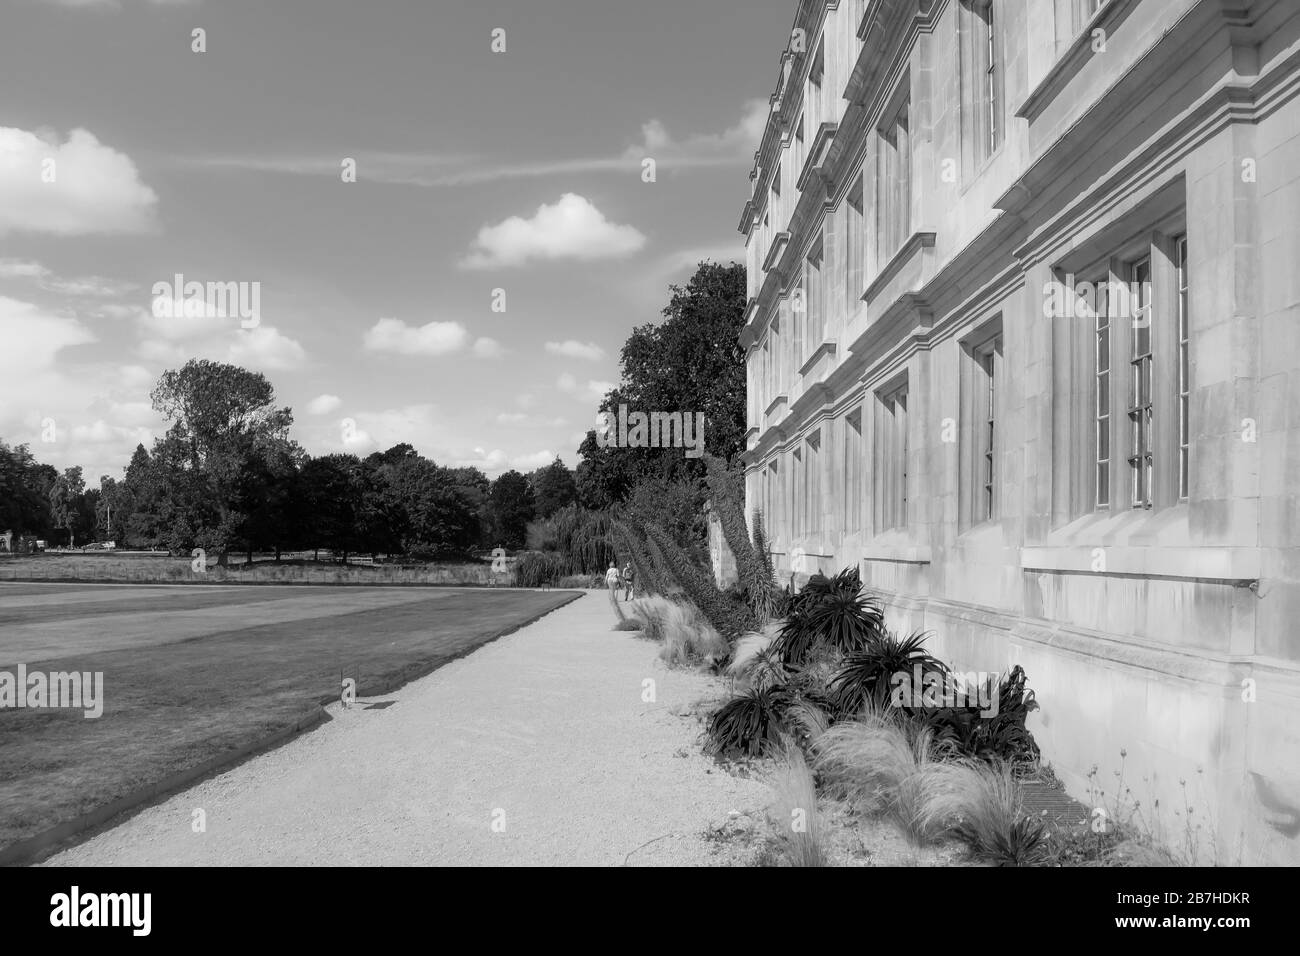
[0,583,578,857]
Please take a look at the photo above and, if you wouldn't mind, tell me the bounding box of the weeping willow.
[548,505,617,574]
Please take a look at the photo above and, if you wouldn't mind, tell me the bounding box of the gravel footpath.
[43,591,769,866]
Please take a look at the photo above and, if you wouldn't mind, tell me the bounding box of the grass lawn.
[0,582,578,857]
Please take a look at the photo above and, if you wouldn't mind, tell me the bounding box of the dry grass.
[725,623,783,689]
[811,709,946,845]
[919,760,1048,865]
[766,744,829,867]
[629,596,728,668]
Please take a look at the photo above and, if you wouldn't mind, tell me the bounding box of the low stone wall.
[878,592,1300,866]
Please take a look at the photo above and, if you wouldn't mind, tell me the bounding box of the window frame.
[873,380,910,533]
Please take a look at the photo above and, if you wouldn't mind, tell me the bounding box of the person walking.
[604,561,621,595]
[622,561,635,601]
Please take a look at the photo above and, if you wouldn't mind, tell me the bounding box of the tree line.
[1,359,581,561]
[2,261,748,565]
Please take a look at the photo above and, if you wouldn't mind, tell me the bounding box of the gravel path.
[42,591,769,866]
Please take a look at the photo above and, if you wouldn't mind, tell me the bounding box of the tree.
[573,261,747,512]
[48,467,85,547]
[529,457,577,519]
[0,441,54,537]
[299,454,364,561]
[150,359,296,563]
[486,470,534,550]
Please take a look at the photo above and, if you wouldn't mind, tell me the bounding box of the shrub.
[922,760,1048,865]
[917,666,1041,768]
[829,628,948,717]
[774,568,884,667]
[707,686,792,758]
[557,574,592,589]
[512,551,565,587]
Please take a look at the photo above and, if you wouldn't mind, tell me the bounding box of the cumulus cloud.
[557,372,615,404]
[0,296,162,482]
[0,127,158,236]
[307,394,342,415]
[0,295,96,368]
[136,293,306,371]
[545,340,606,362]
[473,337,503,358]
[363,317,468,356]
[0,257,137,298]
[459,193,645,270]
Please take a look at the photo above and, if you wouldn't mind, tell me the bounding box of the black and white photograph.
[0,0,1293,922]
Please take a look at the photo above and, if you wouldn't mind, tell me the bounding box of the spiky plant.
[754,509,769,582]
[643,521,755,639]
[829,628,948,717]
[703,454,778,621]
[611,519,663,597]
[773,567,885,667]
[707,685,792,757]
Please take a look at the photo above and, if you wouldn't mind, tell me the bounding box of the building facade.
[738,0,1300,863]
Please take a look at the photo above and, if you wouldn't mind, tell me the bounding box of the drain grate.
[1021,781,1090,829]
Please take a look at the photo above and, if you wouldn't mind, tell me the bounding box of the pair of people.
[604,561,635,600]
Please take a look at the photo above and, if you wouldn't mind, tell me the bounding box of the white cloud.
[473,337,503,358]
[545,340,606,362]
[628,99,769,168]
[557,372,615,404]
[516,393,536,409]
[307,394,342,415]
[495,412,568,427]
[0,127,158,236]
[0,258,51,280]
[363,317,468,356]
[136,296,306,371]
[460,193,646,270]
[0,296,161,483]
[0,295,96,368]
[192,100,767,188]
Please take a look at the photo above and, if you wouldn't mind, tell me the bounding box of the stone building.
[737,0,1300,863]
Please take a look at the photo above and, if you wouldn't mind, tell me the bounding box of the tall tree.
[150,359,295,563]
[529,457,578,519]
[48,466,85,547]
[486,470,535,550]
[574,260,747,511]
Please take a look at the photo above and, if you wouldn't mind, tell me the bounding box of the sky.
[0,0,794,482]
